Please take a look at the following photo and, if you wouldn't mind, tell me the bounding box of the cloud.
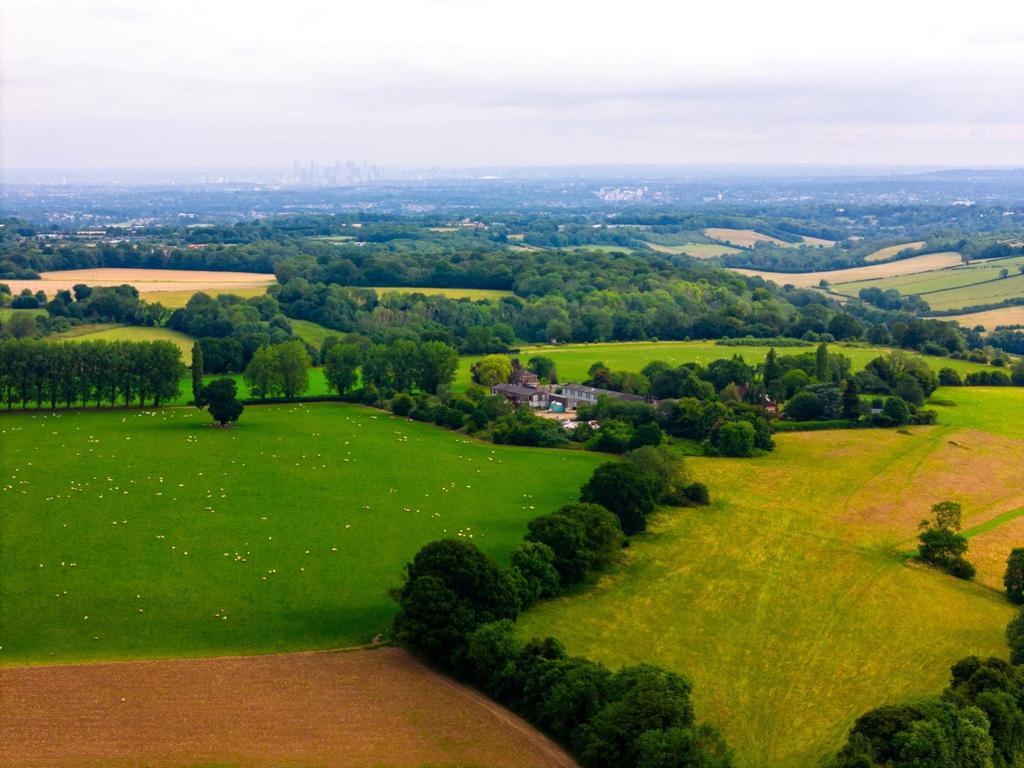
[1,0,1021,167]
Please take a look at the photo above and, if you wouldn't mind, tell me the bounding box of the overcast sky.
[2,0,1022,169]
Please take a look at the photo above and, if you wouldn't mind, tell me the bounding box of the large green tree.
[202,377,244,426]
[580,462,657,535]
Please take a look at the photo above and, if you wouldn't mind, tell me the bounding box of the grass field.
[289,317,340,348]
[455,341,994,389]
[167,367,333,405]
[369,285,515,300]
[0,403,605,665]
[0,307,47,323]
[140,285,271,308]
[519,408,1022,766]
[731,252,963,289]
[704,228,792,248]
[864,241,926,262]
[565,244,638,254]
[55,325,196,363]
[645,242,743,258]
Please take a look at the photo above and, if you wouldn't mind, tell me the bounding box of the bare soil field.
[0,647,576,768]
[3,268,276,301]
[730,251,962,289]
[704,227,790,247]
[864,241,926,262]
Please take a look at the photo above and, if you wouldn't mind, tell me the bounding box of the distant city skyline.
[2,0,1022,170]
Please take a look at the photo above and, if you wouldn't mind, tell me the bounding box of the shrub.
[391,393,414,416]
[938,367,963,386]
[715,421,755,457]
[526,514,591,586]
[1005,548,1024,604]
[784,391,823,421]
[683,482,710,506]
[509,542,561,607]
[882,396,911,425]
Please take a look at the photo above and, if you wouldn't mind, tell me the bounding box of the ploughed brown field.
[0,647,576,768]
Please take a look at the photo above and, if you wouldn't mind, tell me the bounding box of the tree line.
[391,454,729,768]
[0,339,183,409]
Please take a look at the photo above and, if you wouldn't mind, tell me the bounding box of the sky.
[2,0,1022,170]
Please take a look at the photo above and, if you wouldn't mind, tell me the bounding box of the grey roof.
[561,384,644,401]
[492,383,546,397]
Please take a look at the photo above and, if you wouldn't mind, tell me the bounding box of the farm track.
[0,647,577,768]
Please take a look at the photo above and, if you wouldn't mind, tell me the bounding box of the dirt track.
[0,647,576,768]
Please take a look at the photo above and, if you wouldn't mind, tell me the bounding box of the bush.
[391,393,414,416]
[509,542,561,607]
[945,557,976,580]
[1005,548,1024,604]
[433,405,466,430]
[683,482,710,506]
[525,514,591,586]
[784,391,824,421]
[715,421,755,457]
[1007,612,1024,665]
[882,396,911,425]
[938,367,962,386]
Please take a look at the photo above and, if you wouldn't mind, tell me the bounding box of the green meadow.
[519,404,1024,766]
[0,403,605,665]
[55,325,197,362]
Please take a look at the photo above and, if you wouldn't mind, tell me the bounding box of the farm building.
[491,383,550,409]
[555,384,646,411]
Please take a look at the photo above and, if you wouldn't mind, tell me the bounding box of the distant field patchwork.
[731,251,963,289]
[834,255,1024,312]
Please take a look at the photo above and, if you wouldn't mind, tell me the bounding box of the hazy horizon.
[2,0,1022,170]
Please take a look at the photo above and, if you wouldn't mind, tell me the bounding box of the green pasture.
[0,308,47,322]
[519,420,1020,767]
[455,341,994,389]
[369,286,515,300]
[289,318,340,348]
[0,403,605,665]
[56,325,197,363]
[927,385,1024,438]
[564,244,639,254]
[166,368,333,405]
